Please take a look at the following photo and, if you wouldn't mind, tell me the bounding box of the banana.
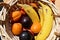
[17,4,39,23]
[17,2,53,40]
[35,1,53,40]
[38,8,44,26]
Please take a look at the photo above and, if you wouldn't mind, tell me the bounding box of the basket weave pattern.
[0,0,60,40]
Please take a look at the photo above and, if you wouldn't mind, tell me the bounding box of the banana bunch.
[35,1,53,40]
[17,1,53,40]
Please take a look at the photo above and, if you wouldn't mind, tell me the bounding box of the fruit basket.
[0,0,60,40]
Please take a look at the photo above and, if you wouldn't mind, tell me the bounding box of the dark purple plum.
[19,30,33,40]
[20,15,33,29]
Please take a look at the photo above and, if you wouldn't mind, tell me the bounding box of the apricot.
[12,11,22,21]
[30,22,41,33]
[12,23,22,35]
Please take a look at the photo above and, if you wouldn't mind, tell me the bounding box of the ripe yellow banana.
[38,8,44,26]
[35,1,53,40]
[17,4,39,23]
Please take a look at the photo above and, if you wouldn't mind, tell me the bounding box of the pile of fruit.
[5,1,53,40]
